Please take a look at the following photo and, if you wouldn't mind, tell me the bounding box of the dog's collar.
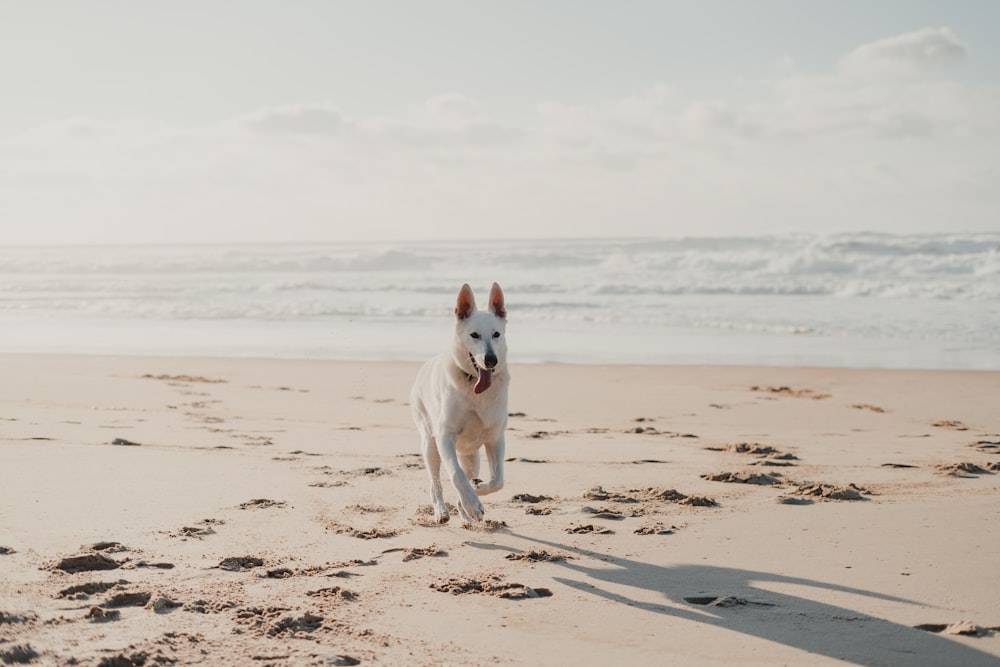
[463,353,480,384]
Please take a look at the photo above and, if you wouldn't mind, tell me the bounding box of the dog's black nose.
[484,353,498,369]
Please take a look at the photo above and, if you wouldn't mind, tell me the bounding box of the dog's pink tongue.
[473,367,493,394]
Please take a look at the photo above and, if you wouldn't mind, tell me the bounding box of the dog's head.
[454,282,507,394]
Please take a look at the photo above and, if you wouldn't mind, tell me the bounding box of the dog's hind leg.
[420,433,449,523]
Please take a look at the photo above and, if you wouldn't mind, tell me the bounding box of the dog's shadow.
[467,533,998,667]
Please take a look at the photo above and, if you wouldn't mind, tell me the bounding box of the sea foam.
[1,233,998,369]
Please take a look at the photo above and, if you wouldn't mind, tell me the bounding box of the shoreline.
[3,350,1000,374]
[2,354,999,665]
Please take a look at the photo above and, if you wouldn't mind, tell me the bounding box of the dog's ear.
[489,282,506,319]
[455,283,476,320]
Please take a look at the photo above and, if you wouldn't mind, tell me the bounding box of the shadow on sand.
[469,532,998,667]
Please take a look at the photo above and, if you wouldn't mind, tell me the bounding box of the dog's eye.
[470,332,481,339]
[492,332,501,338]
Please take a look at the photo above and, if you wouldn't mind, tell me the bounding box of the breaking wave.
[1,232,998,368]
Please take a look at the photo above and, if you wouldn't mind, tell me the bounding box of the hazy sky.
[2,1,998,244]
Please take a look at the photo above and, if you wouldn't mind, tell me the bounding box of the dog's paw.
[458,497,485,522]
[431,502,450,524]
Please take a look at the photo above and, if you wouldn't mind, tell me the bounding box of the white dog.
[410,283,509,524]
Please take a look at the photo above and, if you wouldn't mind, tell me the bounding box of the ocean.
[1,233,998,370]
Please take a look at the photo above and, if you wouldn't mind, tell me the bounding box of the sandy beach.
[1,354,999,666]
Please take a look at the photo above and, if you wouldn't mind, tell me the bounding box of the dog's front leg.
[420,433,449,523]
[437,435,484,522]
[476,434,506,496]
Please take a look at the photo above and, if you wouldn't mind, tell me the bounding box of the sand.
[1,354,999,666]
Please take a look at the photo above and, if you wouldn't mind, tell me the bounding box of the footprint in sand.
[581,506,626,520]
[582,486,638,503]
[134,560,175,570]
[326,522,401,540]
[701,471,786,486]
[53,553,121,573]
[511,494,556,515]
[238,498,287,510]
[935,462,999,478]
[749,460,797,468]
[511,493,553,504]
[171,519,222,539]
[706,443,797,459]
[341,466,392,479]
[0,645,39,664]
[85,606,120,622]
[57,581,121,600]
[914,621,1000,637]
[310,480,349,488]
[584,485,717,508]
[0,612,37,627]
[634,522,680,536]
[346,503,392,514]
[235,607,325,637]
[565,523,614,535]
[146,595,182,613]
[219,556,265,571]
[973,439,1000,453]
[525,506,553,516]
[627,426,698,438]
[851,403,887,413]
[706,443,799,468]
[240,435,274,447]
[142,373,227,384]
[399,546,447,562]
[102,591,153,608]
[750,386,831,400]
[786,483,869,501]
[462,520,509,533]
[184,599,238,614]
[328,558,379,569]
[527,430,569,439]
[776,496,814,506]
[431,575,553,599]
[505,549,573,562]
[264,567,295,579]
[931,420,969,431]
[306,586,358,602]
[684,595,775,608]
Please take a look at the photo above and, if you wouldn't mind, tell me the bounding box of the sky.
[1,1,998,245]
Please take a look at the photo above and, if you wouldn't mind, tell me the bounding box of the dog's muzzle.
[469,353,494,394]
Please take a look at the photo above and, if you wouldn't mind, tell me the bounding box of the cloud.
[236,105,347,136]
[2,28,998,245]
[229,96,522,150]
[840,27,967,79]
[418,93,482,122]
